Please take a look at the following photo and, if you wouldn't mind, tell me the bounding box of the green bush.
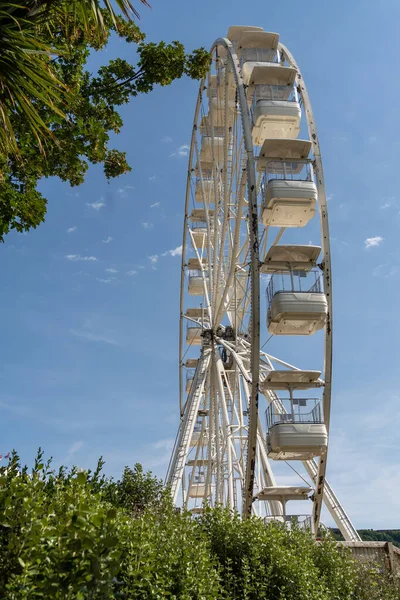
[0,451,398,599]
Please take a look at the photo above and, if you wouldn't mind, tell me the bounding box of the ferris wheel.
[166,25,360,541]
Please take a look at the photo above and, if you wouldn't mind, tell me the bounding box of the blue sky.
[1,0,399,528]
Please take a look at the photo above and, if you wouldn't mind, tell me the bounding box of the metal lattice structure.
[166,25,360,540]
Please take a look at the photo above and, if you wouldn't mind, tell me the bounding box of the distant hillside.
[331,529,400,548]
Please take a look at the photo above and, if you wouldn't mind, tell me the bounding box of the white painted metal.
[168,24,360,542]
[262,180,317,227]
[267,423,328,460]
[252,101,301,144]
[261,244,321,273]
[267,291,328,335]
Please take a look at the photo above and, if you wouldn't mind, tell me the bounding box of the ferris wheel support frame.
[211,37,261,518]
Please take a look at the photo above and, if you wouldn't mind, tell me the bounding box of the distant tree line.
[331,528,400,549]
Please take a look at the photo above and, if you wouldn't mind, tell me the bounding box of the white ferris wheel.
[166,25,360,541]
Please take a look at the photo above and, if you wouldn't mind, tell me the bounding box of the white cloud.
[138,265,145,270]
[178,145,189,156]
[105,268,118,273]
[373,264,398,278]
[149,175,156,181]
[148,255,158,264]
[161,136,172,143]
[65,254,98,262]
[142,222,153,229]
[117,185,135,197]
[326,194,334,202]
[364,236,384,249]
[102,236,113,244]
[67,226,77,233]
[70,329,121,346]
[68,441,84,455]
[150,202,160,208]
[127,270,138,276]
[170,144,190,158]
[87,200,105,211]
[162,245,182,257]
[96,278,113,284]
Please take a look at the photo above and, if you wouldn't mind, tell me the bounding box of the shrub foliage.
[0,450,398,599]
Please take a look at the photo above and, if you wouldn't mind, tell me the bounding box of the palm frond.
[0,0,149,158]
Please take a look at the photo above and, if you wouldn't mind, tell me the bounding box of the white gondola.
[249,65,300,143]
[188,273,204,295]
[266,271,327,335]
[261,160,317,228]
[195,178,217,203]
[199,130,225,163]
[190,431,208,446]
[195,164,217,204]
[266,398,327,460]
[252,99,301,144]
[188,484,208,498]
[236,31,280,85]
[189,209,214,248]
[207,75,236,109]
[268,292,328,335]
[186,325,203,345]
[184,307,208,320]
[187,258,205,296]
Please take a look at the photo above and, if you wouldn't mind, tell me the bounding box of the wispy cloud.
[373,264,398,278]
[96,278,113,284]
[148,175,156,181]
[142,222,153,229]
[70,329,121,346]
[67,441,84,457]
[380,197,395,209]
[67,226,77,233]
[364,236,384,249]
[87,200,105,211]
[162,245,182,257]
[105,268,118,273]
[117,185,135,197]
[161,136,172,143]
[150,202,160,208]
[326,194,334,202]
[65,254,98,262]
[170,144,190,158]
[148,255,158,264]
[102,236,113,244]
[127,270,138,276]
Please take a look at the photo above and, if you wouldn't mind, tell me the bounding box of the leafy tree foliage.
[0,451,398,599]
[0,2,210,241]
